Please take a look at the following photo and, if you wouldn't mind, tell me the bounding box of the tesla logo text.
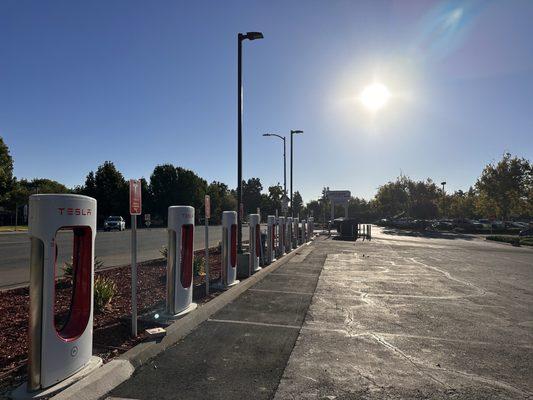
[58,208,92,216]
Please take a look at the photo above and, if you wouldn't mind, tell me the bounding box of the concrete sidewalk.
[108,243,324,400]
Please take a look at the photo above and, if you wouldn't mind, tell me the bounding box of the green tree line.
[0,137,305,225]
[1,136,531,225]
[303,153,532,222]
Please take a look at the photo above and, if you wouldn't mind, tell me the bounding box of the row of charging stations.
[17,193,315,397]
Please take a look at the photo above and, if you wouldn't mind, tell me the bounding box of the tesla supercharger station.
[249,214,261,273]
[166,206,197,317]
[301,219,307,244]
[293,217,299,248]
[217,211,239,288]
[267,215,276,264]
[308,217,314,240]
[278,216,286,256]
[286,217,293,252]
[14,194,101,397]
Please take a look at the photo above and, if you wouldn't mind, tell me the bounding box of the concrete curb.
[51,242,312,400]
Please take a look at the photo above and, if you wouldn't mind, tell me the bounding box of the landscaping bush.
[94,276,117,312]
[194,256,205,276]
[160,245,168,258]
[520,237,533,247]
[486,235,520,246]
[63,257,104,279]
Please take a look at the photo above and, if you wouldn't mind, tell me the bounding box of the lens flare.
[359,83,391,112]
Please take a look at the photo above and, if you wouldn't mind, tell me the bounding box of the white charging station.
[216,211,239,288]
[293,217,299,248]
[308,217,314,240]
[249,214,261,273]
[302,219,308,243]
[286,217,293,252]
[267,215,276,264]
[166,206,197,317]
[278,216,286,256]
[13,194,101,398]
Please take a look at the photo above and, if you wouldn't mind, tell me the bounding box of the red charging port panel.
[56,227,92,342]
[255,225,261,257]
[180,224,193,288]
[230,224,237,268]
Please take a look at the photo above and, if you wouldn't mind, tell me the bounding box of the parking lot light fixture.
[263,133,287,214]
[237,31,264,253]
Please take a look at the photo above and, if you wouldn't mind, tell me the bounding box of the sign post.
[129,179,142,337]
[204,195,210,296]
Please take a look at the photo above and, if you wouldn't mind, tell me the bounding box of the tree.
[207,181,236,224]
[81,161,128,225]
[0,136,14,203]
[407,179,439,219]
[475,153,532,219]
[292,191,303,217]
[175,167,208,221]
[374,176,410,218]
[242,178,263,215]
[150,164,180,222]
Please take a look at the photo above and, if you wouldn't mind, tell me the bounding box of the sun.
[360,82,391,112]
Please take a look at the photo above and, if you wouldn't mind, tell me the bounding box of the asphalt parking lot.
[109,227,533,399]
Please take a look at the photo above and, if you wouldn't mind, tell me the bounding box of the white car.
[104,216,126,231]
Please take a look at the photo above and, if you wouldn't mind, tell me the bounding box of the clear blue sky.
[1,0,532,202]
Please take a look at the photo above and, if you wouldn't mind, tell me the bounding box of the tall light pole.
[263,133,286,214]
[237,31,263,253]
[290,130,303,217]
[441,181,446,218]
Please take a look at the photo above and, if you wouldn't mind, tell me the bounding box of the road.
[111,226,533,399]
[0,226,250,290]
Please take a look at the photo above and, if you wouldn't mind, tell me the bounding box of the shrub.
[160,246,168,258]
[63,257,105,279]
[194,256,205,276]
[94,276,117,313]
[520,237,533,247]
[486,235,520,246]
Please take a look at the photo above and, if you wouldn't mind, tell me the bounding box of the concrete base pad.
[10,356,102,399]
[163,302,198,320]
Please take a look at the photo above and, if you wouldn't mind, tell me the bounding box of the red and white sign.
[129,179,142,215]
[205,195,211,219]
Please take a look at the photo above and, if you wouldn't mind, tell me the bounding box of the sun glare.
[360,82,391,112]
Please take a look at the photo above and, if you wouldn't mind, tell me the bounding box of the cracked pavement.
[274,228,533,399]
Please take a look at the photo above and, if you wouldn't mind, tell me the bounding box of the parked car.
[519,228,533,237]
[477,219,492,230]
[104,216,126,231]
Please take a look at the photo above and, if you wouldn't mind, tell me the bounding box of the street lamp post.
[237,31,263,253]
[263,133,287,214]
[441,181,447,218]
[290,130,303,217]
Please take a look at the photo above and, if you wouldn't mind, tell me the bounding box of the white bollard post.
[166,206,197,317]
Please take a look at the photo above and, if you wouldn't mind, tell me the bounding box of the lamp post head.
[291,129,304,135]
[441,181,446,186]
[240,32,264,41]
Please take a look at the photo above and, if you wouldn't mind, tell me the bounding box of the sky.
[1,0,532,203]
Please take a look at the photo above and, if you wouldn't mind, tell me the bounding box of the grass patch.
[486,235,533,247]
